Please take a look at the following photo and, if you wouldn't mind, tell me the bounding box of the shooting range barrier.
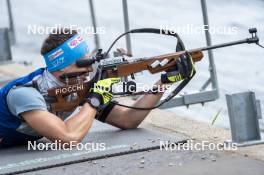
[225,91,264,147]
[0,0,14,64]
[5,0,16,45]
[0,28,12,63]
[0,121,187,175]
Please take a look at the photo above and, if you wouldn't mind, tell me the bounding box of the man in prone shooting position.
[0,28,195,148]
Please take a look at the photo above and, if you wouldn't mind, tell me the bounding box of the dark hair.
[40,28,77,55]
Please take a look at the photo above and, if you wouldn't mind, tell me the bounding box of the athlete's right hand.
[89,78,121,106]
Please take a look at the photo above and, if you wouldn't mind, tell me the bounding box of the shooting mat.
[0,121,187,175]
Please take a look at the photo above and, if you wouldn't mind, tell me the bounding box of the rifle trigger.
[131,73,135,79]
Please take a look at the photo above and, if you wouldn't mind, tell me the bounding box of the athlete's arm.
[22,103,96,144]
[105,80,165,129]
[7,87,97,144]
[105,53,196,129]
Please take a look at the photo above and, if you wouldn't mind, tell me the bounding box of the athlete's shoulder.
[8,86,42,99]
[6,86,47,116]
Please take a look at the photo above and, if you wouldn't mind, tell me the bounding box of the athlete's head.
[40,28,92,78]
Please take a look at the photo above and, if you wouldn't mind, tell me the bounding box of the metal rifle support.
[88,0,100,53]
[200,0,218,93]
[1,0,14,64]
[160,0,219,109]
[122,0,132,56]
[0,28,12,63]
[6,0,16,45]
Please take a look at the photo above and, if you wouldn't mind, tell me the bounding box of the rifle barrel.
[189,36,259,52]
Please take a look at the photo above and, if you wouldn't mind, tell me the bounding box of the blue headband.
[43,34,89,72]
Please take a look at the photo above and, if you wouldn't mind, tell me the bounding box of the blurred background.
[1,0,264,131]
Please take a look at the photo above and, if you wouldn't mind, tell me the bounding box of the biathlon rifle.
[46,28,263,113]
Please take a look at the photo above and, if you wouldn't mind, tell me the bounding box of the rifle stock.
[47,82,90,113]
[105,50,203,77]
[47,50,203,113]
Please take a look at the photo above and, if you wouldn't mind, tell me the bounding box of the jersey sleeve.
[6,87,48,118]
